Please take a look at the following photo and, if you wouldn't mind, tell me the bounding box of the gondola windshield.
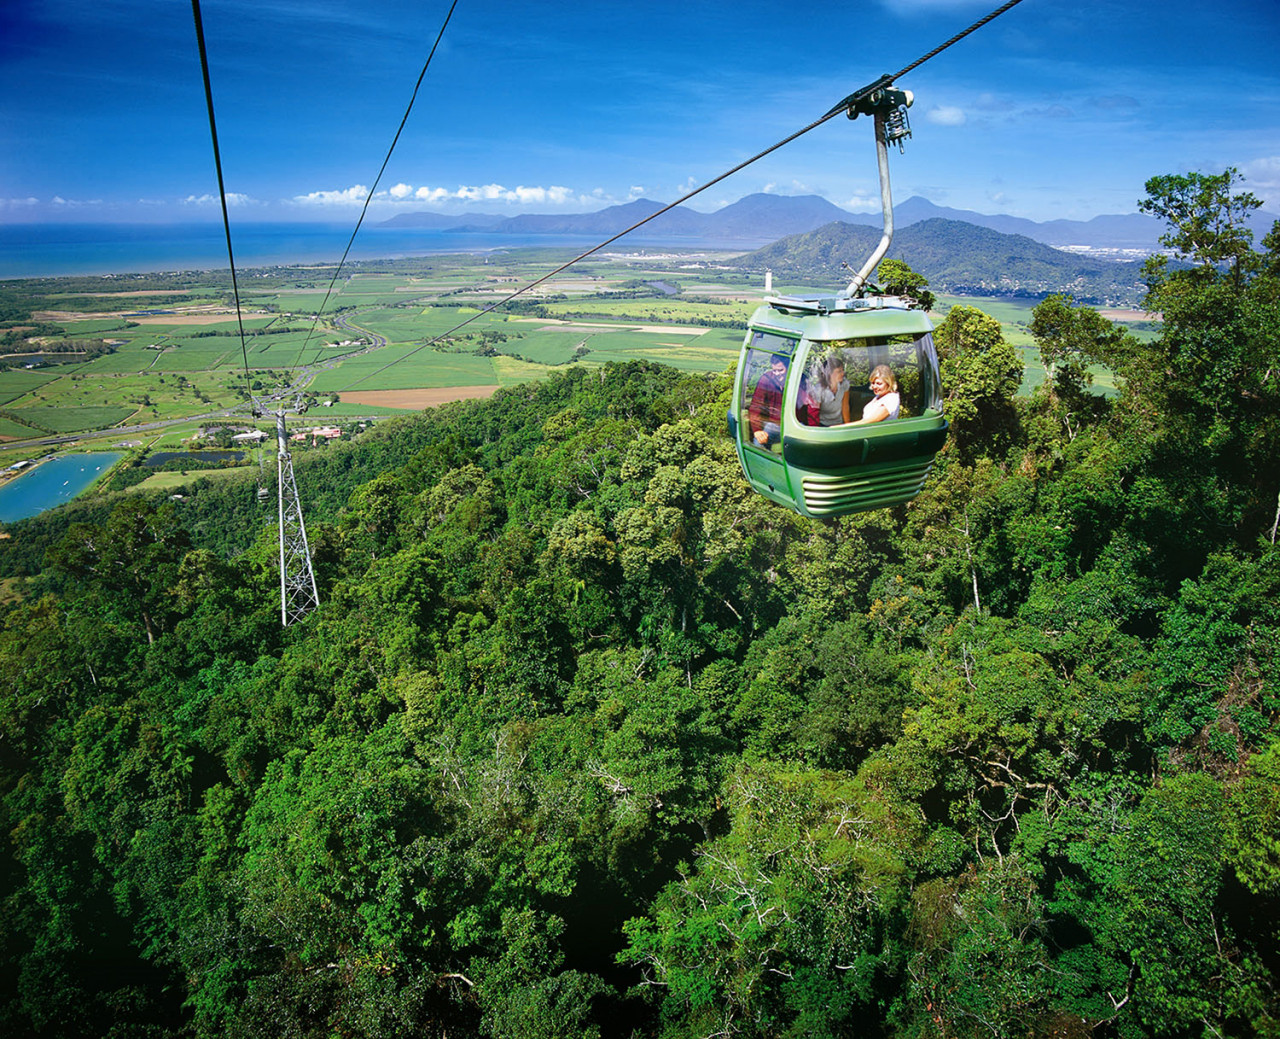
[794,331,942,430]
[740,331,798,451]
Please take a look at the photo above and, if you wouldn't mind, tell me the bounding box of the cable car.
[727,82,947,517]
[728,295,946,516]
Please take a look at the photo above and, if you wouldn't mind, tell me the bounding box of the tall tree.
[933,304,1023,461]
[1138,168,1263,284]
[1131,169,1280,543]
[46,498,192,646]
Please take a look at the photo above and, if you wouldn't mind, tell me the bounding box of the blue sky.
[2,0,1279,226]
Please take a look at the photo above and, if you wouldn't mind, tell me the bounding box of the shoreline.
[0,223,761,282]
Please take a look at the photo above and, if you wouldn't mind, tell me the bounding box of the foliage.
[875,258,936,312]
[1,172,1279,1039]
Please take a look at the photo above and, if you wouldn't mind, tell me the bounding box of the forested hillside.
[744,219,1149,305]
[1,173,1278,1039]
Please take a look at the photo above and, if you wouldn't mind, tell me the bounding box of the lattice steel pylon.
[276,409,319,626]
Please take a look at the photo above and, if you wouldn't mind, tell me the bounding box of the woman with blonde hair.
[859,364,900,423]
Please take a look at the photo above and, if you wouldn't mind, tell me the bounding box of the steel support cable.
[822,0,1028,119]
[191,0,254,399]
[339,0,1026,394]
[290,0,462,381]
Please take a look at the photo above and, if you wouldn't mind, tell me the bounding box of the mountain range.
[379,191,1280,253]
[739,219,1151,306]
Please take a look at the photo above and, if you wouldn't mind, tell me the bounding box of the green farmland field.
[0,370,60,404]
[59,318,138,335]
[9,405,136,433]
[0,416,41,438]
[309,349,498,392]
[0,250,1122,455]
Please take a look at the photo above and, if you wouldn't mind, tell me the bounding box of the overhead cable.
[293,0,462,374]
[341,0,1028,392]
[190,0,254,399]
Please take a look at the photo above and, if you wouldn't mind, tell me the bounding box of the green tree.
[902,860,1053,1039]
[1127,168,1280,544]
[46,498,192,646]
[1028,293,1129,442]
[933,305,1023,461]
[620,763,914,1038]
[1138,167,1263,283]
[877,257,936,311]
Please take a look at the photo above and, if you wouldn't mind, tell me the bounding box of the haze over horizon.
[3,0,1279,228]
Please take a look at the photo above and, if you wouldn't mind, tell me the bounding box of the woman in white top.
[859,364,900,423]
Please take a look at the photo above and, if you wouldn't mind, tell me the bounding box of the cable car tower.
[270,400,319,627]
[190,0,319,627]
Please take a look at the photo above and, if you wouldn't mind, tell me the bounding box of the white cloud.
[52,195,104,207]
[457,183,508,202]
[340,182,582,206]
[842,192,883,213]
[184,191,253,207]
[761,180,820,197]
[926,105,966,127]
[292,185,370,206]
[0,197,40,208]
[290,180,726,213]
[1241,156,1280,207]
[512,184,573,204]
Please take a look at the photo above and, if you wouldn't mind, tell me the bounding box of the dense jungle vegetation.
[2,171,1278,1039]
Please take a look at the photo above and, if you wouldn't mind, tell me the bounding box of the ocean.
[0,222,768,280]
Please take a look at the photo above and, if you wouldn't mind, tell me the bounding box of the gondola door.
[732,328,798,509]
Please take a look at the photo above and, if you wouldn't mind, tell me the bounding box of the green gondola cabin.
[728,293,947,517]
[726,81,946,517]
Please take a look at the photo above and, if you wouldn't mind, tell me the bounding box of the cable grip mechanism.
[845,82,914,152]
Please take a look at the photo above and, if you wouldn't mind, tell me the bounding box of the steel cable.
[338,0,1028,393]
[291,0,462,378]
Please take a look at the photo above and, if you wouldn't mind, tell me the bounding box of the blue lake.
[0,453,123,523]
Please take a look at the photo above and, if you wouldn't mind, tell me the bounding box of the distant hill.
[381,202,1156,302]
[700,193,856,238]
[380,193,1279,254]
[379,211,505,229]
[742,218,1150,306]
[882,196,1278,250]
[871,198,1168,250]
[486,199,707,236]
[378,193,852,242]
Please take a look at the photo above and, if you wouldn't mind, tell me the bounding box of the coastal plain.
[0,249,1149,507]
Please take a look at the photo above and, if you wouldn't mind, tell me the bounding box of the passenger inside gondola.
[857,364,900,423]
[748,353,788,447]
[811,358,852,426]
